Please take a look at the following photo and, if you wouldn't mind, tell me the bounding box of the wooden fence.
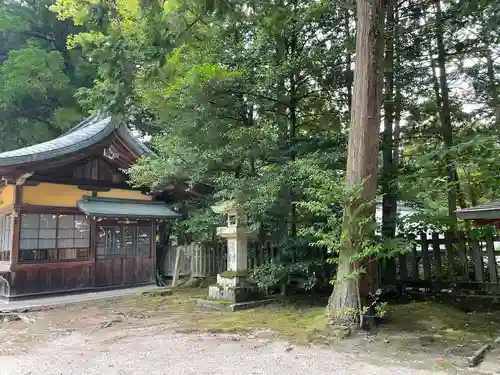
[380,232,500,294]
[163,241,277,279]
[164,232,500,295]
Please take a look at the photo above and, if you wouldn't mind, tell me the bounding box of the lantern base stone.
[207,274,263,303]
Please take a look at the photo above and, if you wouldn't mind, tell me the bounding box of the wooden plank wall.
[381,232,500,294]
[94,258,154,287]
[8,264,93,297]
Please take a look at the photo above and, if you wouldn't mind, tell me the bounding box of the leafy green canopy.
[49,0,500,289]
[0,0,96,152]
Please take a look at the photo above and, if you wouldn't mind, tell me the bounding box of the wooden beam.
[16,204,82,215]
[32,177,130,190]
[77,185,111,192]
[0,205,14,216]
[11,260,93,271]
[23,181,41,186]
[16,173,34,186]
[10,186,22,269]
[472,219,500,227]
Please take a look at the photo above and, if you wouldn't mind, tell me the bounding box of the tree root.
[327,324,352,339]
[468,336,500,367]
[0,312,34,323]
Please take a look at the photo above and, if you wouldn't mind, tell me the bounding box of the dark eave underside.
[456,200,500,220]
[78,197,180,219]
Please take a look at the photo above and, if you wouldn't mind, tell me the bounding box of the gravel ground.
[0,325,453,375]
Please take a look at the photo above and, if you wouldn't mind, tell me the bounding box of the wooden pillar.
[90,216,97,287]
[151,219,157,283]
[10,185,22,270]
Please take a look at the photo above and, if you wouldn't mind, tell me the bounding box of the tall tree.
[327,0,386,325]
[381,0,398,240]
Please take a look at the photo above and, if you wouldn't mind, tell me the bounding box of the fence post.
[456,231,468,280]
[192,244,198,277]
[431,233,443,281]
[444,231,456,280]
[384,258,397,285]
[471,239,484,283]
[409,234,419,281]
[398,251,408,282]
[485,233,498,283]
[172,246,182,287]
[420,232,431,280]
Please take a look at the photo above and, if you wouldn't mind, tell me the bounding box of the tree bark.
[393,11,401,168]
[344,8,353,119]
[381,0,397,241]
[327,0,386,326]
[434,0,458,226]
[485,49,500,130]
[289,19,298,240]
[481,17,500,133]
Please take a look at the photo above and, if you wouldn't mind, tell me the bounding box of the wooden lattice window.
[19,214,90,262]
[0,214,13,262]
[97,224,151,259]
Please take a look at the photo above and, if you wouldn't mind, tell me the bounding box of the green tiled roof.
[0,114,155,166]
[456,201,500,220]
[77,197,180,219]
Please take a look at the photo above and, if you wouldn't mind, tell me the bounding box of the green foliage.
[0,0,94,151]
[112,0,350,269]
[48,0,500,299]
[166,202,221,244]
[249,260,318,293]
[2,0,494,303]
[1,45,72,116]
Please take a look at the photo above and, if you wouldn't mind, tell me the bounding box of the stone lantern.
[205,200,261,304]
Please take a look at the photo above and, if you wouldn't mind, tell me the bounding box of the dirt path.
[1,325,455,375]
[1,291,497,375]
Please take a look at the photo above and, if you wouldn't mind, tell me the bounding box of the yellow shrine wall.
[22,183,151,207]
[0,185,15,209]
[98,189,152,201]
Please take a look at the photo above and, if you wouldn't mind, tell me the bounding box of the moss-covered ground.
[125,287,500,347]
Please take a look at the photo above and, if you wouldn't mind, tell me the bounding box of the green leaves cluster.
[0,0,94,151]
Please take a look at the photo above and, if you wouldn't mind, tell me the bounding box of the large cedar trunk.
[381,0,397,241]
[381,0,398,283]
[327,0,386,325]
[434,0,458,226]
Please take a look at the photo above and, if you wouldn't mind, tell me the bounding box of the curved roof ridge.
[0,115,155,167]
[61,113,111,136]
